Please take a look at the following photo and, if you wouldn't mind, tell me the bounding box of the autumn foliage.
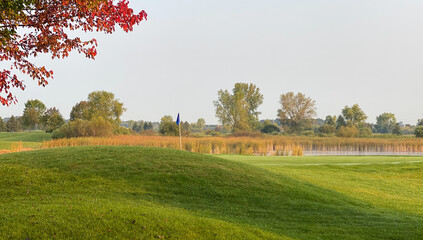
[0,0,147,105]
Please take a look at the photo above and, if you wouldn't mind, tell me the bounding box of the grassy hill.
[0,146,422,239]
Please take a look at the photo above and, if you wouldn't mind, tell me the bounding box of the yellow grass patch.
[41,135,423,156]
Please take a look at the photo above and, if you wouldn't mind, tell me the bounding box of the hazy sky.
[1,0,423,124]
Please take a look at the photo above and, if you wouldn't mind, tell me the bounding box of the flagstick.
[179,121,182,150]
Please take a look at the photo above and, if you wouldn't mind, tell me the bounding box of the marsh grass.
[42,135,423,155]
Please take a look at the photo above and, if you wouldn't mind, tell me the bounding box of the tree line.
[213,82,423,138]
[1,86,423,138]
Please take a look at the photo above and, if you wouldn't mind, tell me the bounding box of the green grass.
[0,131,51,149]
[1,147,422,239]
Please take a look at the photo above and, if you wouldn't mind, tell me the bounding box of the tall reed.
[41,135,423,156]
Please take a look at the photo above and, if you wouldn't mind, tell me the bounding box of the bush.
[336,126,359,138]
[205,130,221,137]
[300,130,315,136]
[261,124,280,134]
[319,124,336,135]
[415,126,423,138]
[52,117,114,139]
[52,129,66,139]
[114,126,132,135]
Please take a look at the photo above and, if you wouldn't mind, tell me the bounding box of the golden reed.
[41,136,423,156]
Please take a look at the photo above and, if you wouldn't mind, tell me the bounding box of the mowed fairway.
[221,155,423,231]
[0,132,51,150]
[0,147,422,239]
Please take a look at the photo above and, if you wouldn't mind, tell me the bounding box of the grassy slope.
[0,147,422,239]
[0,132,51,150]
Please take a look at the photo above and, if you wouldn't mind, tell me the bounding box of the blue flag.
[176,113,180,126]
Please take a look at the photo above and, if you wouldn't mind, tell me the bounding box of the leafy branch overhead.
[0,0,147,105]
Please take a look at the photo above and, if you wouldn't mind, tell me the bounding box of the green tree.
[375,113,397,134]
[415,126,423,138]
[70,91,125,125]
[191,118,206,132]
[336,126,360,138]
[143,122,154,131]
[0,118,6,132]
[342,104,367,127]
[336,115,347,129]
[132,121,143,133]
[22,99,46,130]
[325,115,337,126]
[182,121,191,136]
[277,92,316,133]
[393,123,402,136]
[87,91,125,125]
[41,107,65,133]
[70,101,90,121]
[214,83,264,132]
[159,115,179,136]
[261,124,280,134]
[6,115,22,132]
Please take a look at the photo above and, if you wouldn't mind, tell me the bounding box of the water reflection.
[303,151,423,156]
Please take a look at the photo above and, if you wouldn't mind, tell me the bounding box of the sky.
[1,0,423,124]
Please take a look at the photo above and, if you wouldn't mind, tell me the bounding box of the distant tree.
[325,115,337,126]
[342,104,367,127]
[125,120,136,130]
[22,99,46,130]
[191,118,206,132]
[0,118,6,132]
[336,126,359,138]
[182,121,191,136]
[70,91,125,125]
[197,118,206,130]
[70,101,90,121]
[6,115,22,132]
[143,122,154,131]
[336,115,347,129]
[277,92,316,133]
[417,119,423,127]
[375,113,397,134]
[52,117,114,139]
[159,115,179,136]
[415,126,423,138]
[319,124,336,135]
[41,108,65,133]
[261,124,280,134]
[393,123,402,136]
[132,121,143,133]
[87,91,125,125]
[214,83,264,132]
[318,115,337,135]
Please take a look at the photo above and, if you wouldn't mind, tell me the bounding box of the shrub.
[261,124,280,134]
[301,130,315,136]
[114,126,132,135]
[336,126,359,138]
[52,117,114,139]
[52,129,66,139]
[319,124,336,135]
[415,126,423,138]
